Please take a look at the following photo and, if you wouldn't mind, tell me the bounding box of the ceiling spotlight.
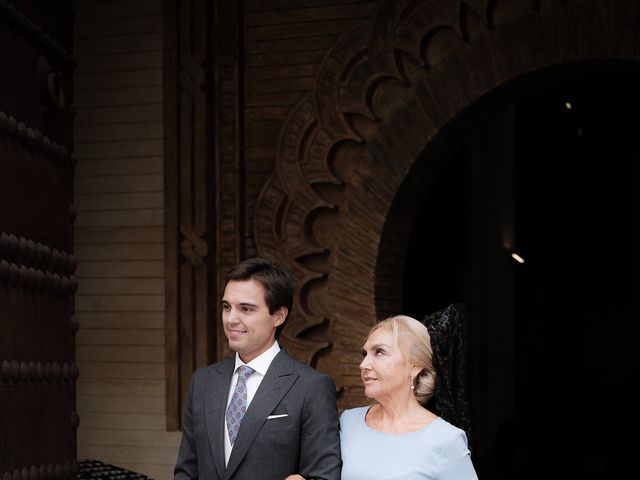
[511,253,525,264]
[565,101,572,110]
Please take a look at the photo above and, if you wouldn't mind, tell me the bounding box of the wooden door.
[0,0,77,474]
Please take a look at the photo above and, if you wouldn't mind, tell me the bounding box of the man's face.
[222,279,286,363]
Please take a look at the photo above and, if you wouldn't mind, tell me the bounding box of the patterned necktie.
[226,365,255,446]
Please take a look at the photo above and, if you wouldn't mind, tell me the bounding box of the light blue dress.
[340,406,478,480]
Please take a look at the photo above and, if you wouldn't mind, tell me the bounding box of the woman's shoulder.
[339,405,370,425]
[428,417,470,449]
[432,417,467,434]
[340,405,370,418]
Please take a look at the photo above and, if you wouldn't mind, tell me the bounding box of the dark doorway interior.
[404,64,640,479]
[403,146,468,319]
[511,67,640,479]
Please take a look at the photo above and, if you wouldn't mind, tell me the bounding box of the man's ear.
[273,307,288,327]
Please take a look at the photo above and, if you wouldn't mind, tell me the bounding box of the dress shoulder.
[341,406,369,417]
[432,417,469,443]
[339,406,369,428]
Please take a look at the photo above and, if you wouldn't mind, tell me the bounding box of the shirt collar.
[233,340,281,377]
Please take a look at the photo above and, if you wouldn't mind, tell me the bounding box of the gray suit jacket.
[174,349,342,480]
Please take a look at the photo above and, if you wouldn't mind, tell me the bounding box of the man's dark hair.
[224,257,293,339]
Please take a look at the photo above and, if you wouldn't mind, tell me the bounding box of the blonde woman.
[340,315,478,479]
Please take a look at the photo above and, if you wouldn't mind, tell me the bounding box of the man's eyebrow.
[221,300,258,308]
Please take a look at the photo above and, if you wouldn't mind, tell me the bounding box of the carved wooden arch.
[254,0,640,407]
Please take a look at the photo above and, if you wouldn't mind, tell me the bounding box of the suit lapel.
[205,358,235,480]
[224,350,299,479]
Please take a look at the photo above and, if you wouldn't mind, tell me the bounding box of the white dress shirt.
[224,340,281,466]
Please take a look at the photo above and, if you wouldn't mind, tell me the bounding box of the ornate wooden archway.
[254,0,640,407]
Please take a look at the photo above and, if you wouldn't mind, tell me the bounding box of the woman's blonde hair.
[370,315,436,405]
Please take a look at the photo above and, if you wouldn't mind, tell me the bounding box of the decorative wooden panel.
[164,0,245,430]
[0,0,77,474]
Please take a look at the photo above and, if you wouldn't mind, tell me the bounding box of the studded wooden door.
[0,0,78,475]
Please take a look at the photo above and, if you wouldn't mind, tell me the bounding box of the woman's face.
[360,326,412,401]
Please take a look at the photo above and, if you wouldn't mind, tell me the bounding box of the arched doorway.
[398,60,640,477]
[254,3,640,475]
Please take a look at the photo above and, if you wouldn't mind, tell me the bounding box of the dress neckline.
[361,405,442,437]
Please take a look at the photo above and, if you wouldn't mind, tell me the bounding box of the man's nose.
[226,307,241,321]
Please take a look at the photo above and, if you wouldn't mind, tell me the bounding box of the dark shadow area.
[508,67,640,479]
[404,63,640,479]
[403,146,468,319]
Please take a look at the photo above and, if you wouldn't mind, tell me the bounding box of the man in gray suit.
[174,257,341,480]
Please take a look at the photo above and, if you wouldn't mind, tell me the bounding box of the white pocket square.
[266,414,288,419]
